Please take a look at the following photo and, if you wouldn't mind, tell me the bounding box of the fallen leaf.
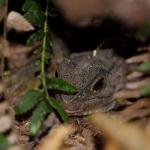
[91,112,150,150]
[125,78,150,90]
[126,71,143,80]
[126,53,150,64]
[37,125,73,150]
[7,11,35,32]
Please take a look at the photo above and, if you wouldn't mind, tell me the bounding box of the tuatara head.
[57,49,127,116]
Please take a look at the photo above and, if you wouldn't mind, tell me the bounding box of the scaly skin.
[57,49,127,116]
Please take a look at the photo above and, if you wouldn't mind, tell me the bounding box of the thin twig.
[41,0,49,93]
[1,0,8,79]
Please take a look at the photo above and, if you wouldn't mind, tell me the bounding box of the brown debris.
[138,46,150,52]
[0,102,14,133]
[125,77,150,90]
[126,53,150,64]
[7,11,35,32]
[0,115,13,132]
[37,123,96,150]
[114,89,141,99]
[37,125,74,150]
[13,120,31,150]
[0,2,150,150]
[0,37,41,68]
[126,71,144,80]
[0,101,23,149]
[118,98,150,121]
[91,113,150,150]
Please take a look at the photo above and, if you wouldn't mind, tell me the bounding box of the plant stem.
[41,0,49,92]
[1,0,8,79]
[41,0,69,122]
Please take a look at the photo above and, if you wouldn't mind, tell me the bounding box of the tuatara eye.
[91,77,105,93]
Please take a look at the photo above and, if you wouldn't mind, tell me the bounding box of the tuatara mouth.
[57,49,127,116]
[61,95,117,116]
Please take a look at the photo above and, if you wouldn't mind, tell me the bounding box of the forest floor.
[0,1,150,150]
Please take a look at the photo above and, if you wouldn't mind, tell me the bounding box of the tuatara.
[57,49,127,116]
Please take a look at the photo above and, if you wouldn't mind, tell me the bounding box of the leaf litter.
[0,1,150,150]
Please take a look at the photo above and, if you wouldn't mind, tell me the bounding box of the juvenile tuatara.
[57,49,127,116]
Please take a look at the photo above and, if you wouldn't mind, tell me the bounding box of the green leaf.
[136,22,150,41]
[136,61,150,72]
[22,0,44,27]
[141,82,150,96]
[47,78,77,94]
[45,30,53,53]
[27,30,43,45]
[0,0,5,6]
[47,96,69,122]
[29,101,49,137]
[0,134,10,150]
[27,30,52,56]
[15,90,42,115]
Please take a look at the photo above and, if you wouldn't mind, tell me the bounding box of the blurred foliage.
[22,0,44,27]
[0,134,10,150]
[141,82,150,96]
[136,22,150,41]
[23,0,52,55]
[0,0,5,6]
[137,61,150,72]
[15,0,77,137]
[27,30,43,46]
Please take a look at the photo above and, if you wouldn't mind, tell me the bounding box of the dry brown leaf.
[145,120,150,136]
[7,11,35,32]
[125,77,150,90]
[7,132,20,145]
[118,98,150,121]
[63,127,95,150]
[126,53,150,64]
[104,138,123,150]
[0,37,41,68]
[114,89,141,99]
[0,102,14,134]
[0,101,23,149]
[0,115,13,133]
[3,44,32,68]
[3,44,32,57]
[126,71,144,80]
[3,65,40,106]
[0,102,10,114]
[37,125,73,150]
[138,46,150,52]
[91,112,150,150]
[37,124,95,150]
[8,146,23,150]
